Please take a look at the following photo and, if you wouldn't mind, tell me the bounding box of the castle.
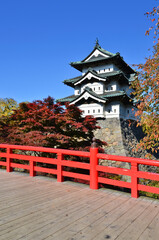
[57,40,137,121]
[57,41,154,159]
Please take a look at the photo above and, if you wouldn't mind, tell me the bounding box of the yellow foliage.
[0,98,18,121]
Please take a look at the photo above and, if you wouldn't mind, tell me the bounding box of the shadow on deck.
[0,170,159,240]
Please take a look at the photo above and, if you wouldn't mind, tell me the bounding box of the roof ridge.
[96,45,116,57]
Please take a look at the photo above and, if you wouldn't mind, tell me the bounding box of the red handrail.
[0,144,158,198]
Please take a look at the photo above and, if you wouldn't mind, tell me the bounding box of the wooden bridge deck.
[0,170,159,240]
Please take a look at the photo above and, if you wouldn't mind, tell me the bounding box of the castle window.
[94,87,95,91]
[108,109,111,113]
[93,110,95,113]
[111,86,113,90]
[88,110,90,114]
[98,109,100,113]
[108,68,110,71]
[114,109,116,113]
[106,87,108,91]
[98,87,100,90]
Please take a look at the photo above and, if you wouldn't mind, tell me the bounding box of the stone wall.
[94,118,159,161]
[94,118,158,177]
[94,118,126,156]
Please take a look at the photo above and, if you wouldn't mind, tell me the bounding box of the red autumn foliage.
[131,6,159,155]
[0,96,106,151]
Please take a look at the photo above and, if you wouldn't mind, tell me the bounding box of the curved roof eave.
[81,45,115,63]
[74,70,106,86]
[70,88,107,105]
[63,70,132,87]
[70,55,135,74]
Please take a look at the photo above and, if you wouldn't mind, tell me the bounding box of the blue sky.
[0,0,157,103]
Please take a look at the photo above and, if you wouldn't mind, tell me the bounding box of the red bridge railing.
[0,143,159,198]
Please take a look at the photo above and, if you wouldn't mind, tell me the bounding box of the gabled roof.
[81,41,115,62]
[64,70,131,87]
[70,87,107,105]
[71,54,135,74]
[57,90,134,105]
[74,70,106,86]
[70,42,135,74]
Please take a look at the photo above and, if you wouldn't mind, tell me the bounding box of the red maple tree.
[0,96,106,151]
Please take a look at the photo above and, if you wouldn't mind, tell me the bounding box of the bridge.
[0,144,159,239]
[0,170,159,240]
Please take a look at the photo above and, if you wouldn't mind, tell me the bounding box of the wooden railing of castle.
[0,143,158,198]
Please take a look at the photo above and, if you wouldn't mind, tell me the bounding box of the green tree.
[131,6,159,154]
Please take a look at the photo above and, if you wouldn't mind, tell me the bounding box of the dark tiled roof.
[78,87,107,102]
[56,90,133,104]
[70,53,135,74]
[81,44,116,62]
[56,95,75,103]
[64,69,107,85]
[70,54,116,68]
[64,70,130,87]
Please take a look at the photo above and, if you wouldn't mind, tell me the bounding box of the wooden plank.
[97,164,131,176]
[0,171,159,240]
[115,200,159,240]
[138,184,159,195]
[138,210,159,240]
[92,198,155,240]
[0,184,72,212]
[49,194,130,240]
[0,186,113,240]
[98,176,131,188]
[0,196,101,240]
[61,197,140,240]
[6,193,113,240]
[0,172,102,238]
[0,188,93,237]
[0,182,83,223]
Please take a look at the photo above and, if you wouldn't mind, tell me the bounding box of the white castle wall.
[82,64,119,75]
[81,82,104,94]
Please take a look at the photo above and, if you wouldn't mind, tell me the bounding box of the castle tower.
[57,41,156,159]
[57,40,137,121]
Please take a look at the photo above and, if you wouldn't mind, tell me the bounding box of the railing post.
[57,152,64,182]
[90,138,98,189]
[131,161,139,198]
[30,160,36,177]
[6,147,13,172]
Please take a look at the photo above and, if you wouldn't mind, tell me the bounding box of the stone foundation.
[94,118,158,173]
[94,118,126,156]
